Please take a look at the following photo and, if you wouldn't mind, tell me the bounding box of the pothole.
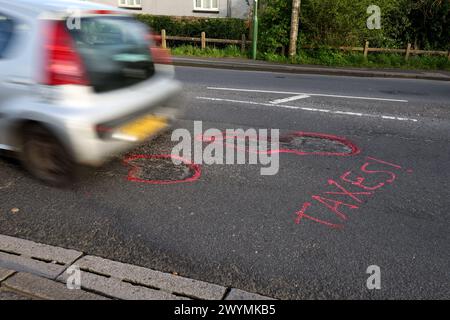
[124,155,201,184]
[279,132,359,155]
[197,131,359,156]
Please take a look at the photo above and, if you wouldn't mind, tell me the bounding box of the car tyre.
[21,124,76,187]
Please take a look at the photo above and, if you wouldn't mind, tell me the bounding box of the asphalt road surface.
[1,67,449,299]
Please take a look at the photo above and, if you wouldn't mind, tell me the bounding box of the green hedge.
[257,0,450,55]
[137,14,249,40]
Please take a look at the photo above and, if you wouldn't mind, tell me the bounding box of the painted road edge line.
[196,97,419,122]
[207,87,409,103]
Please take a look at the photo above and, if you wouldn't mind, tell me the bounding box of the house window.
[194,0,219,12]
[118,0,142,9]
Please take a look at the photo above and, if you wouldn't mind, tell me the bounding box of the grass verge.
[170,45,450,71]
[171,45,247,59]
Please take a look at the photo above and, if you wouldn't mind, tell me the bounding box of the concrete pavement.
[0,234,274,300]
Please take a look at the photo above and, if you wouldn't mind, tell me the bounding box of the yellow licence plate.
[118,115,168,141]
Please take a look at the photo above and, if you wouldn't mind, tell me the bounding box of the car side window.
[0,13,15,58]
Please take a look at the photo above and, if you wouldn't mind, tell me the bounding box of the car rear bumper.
[2,76,183,166]
[60,78,183,166]
[67,104,180,167]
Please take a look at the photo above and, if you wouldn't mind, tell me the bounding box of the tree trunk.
[289,0,301,59]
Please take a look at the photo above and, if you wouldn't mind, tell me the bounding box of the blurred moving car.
[0,0,182,186]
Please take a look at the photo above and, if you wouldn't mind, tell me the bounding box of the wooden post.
[161,29,167,49]
[241,34,246,53]
[364,41,369,58]
[201,32,206,50]
[448,50,450,61]
[405,43,411,61]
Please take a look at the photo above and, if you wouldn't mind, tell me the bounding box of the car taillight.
[147,32,172,65]
[87,10,118,15]
[42,21,89,86]
[150,47,173,65]
[148,32,162,47]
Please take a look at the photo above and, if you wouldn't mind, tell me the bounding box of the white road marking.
[270,94,311,104]
[196,96,418,122]
[207,87,409,103]
[197,97,301,110]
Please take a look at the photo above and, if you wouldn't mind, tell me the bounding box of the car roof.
[1,0,123,15]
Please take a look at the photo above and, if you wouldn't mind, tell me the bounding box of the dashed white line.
[196,97,300,110]
[207,87,409,103]
[270,94,311,104]
[196,96,418,122]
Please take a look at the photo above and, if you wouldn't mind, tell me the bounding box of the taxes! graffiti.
[294,156,413,229]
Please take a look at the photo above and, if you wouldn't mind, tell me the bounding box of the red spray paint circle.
[125,131,359,185]
[278,132,360,156]
[196,131,360,157]
[123,154,201,185]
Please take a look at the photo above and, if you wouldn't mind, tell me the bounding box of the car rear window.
[0,13,15,58]
[68,16,155,93]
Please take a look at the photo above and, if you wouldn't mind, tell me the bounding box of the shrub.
[258,0,450,54]
[137,14,248,40]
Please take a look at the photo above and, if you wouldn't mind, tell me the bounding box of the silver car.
[0,0,182,186]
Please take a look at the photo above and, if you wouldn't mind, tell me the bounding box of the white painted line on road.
[196,97,419,122]
[270,94,311,104]
[197,97,301,110]
[207,87,409,103]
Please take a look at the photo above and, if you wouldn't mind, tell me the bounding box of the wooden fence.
[156,29,450,61]
[155,30,251,53]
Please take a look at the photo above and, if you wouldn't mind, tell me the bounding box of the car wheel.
[21,124,75,187]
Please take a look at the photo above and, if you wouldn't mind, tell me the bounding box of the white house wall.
[86,0,249,18]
